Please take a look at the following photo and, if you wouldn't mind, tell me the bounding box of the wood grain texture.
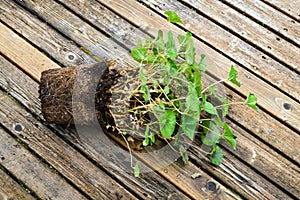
[0,166,36,200]
[190,149,292,200]
[0,89,138,199]
[0,43,190,200]
[0,119,86,200]
[221,0,300,47]
[261,0,300,21]
[221,120,300,198]
[8,0,299,164]
[95,0,300,132]
[1,43,294,199]
[54,1,300,166]
[0,32,237,200]
[1,3,298,199]
[56,0,300,165]
[0,0,96,67]
[94,0,300,158]
[0,5,200,197]
[1,0,299,199]
[179,0,300,92]
[0,23,59,82]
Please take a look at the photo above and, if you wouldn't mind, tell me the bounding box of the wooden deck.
[0,0,299,199]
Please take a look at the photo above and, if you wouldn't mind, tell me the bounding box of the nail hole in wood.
[1,157,4,160]
[283,103,292,110]
[276,37,281,41]
[262,55,266,59]
[14,124,23,132]
[283,28,288,31]
[267,46,272,49]
[68,54,75,60]
[206,181,217,191]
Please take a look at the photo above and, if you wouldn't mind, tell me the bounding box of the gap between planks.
[221,0,300,47]
[2,0,300,164]
[260,0,300,22]
[0,124,86,200]
[144,0,300,95]
[95,0,300,131]
[0,19,239,200]
[0,1,300,198]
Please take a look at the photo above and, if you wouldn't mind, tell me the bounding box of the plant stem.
[214,101,244,109]
[201,79,226,94]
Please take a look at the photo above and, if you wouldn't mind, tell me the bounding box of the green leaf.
[143,125,150,146]
[202,120,210,135]
[177,34,185,44]
[223,122,236,149]
[143,36,153,49]
[186,83,201,116]
[210,145,223,165]
[178,32,195,65]
[141,84,150,102]
[208,85,229,117]
[144,54,157,64]
[164,10,183,23]
[213,115,223,128]
[154,30,165,53]
[166,31,177,59]
[201,94,207,106]
[201,122,220,146]
[197,54,206,72]
[139,68,147,83]
[182,114,197,140]
[227,65,241,87]
[181,83,200,140]
[204,102,218,115]
[221,99,230,117]
[157,109,176,139]
[164,85,170,94]
[166,58,178,76]
[179,145,189,164]
[186,44,195,65]
[193,68,202,97]
[134,161,140,177]
[244,93,259,110]
[149,132,155,144]
[131,46,147,62]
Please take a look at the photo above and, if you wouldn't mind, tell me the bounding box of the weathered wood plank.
[7,0,300,164]
[0,0,96,67]
[54,0,300,165]
[93,0,300,158]
[57,0,300,102]
[2,0,300,198]
[0,3,210,197]
[0,164,36,200]
[1,43,293,199]
[0,55,41,115]
[95,0,300,131]
[0,10,199,200]
[166,0,300,86]
[189,149,293,200]
[0,55,191,200]
[0,121,86,200]
[0,90,138,200]
[1,5,298,200]
[221,120,300,198]
[0,23,59,82]
[178,0,300,72]
[261,0,300,21]
[221,0,300,46]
